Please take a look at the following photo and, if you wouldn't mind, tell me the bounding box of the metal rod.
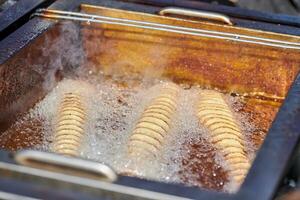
[38,8,300,47]
[33,9,300,50]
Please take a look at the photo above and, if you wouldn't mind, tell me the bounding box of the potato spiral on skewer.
[52,92,87,157]
[197,90,250,184]
[128,83,179,158]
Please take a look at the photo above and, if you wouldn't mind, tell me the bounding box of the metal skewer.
[33,8,300,50]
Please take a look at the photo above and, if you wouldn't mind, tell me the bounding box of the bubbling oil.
[0,68,258,193]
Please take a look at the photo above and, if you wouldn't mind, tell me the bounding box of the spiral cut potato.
[52,92,87,157]
[128,83,179,158]
[197,90,250,184]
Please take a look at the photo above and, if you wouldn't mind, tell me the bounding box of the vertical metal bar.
[240,73,300,200]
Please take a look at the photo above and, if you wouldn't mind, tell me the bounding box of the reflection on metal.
[32,8,300,50]
[15,150,117,182]
[0,159,190,200]
[0,191,40,200]
[159,7,233,25]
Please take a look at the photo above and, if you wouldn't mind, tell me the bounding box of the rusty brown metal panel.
[81,4,300,100]
[0,24,63,133]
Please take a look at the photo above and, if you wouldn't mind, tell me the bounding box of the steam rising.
[0,22,257,193]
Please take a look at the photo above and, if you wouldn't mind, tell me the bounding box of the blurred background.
[191,0,300,15]
[2,0,300,15]
[237,0,300,15]
[213,0,300,15]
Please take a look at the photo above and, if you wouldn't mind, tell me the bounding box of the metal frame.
[125,0,300,31]
[32,8,300,50]
[1,0,300,199]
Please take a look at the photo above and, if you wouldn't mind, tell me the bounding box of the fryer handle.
[159,7,233,25]
[15,150,117,182]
